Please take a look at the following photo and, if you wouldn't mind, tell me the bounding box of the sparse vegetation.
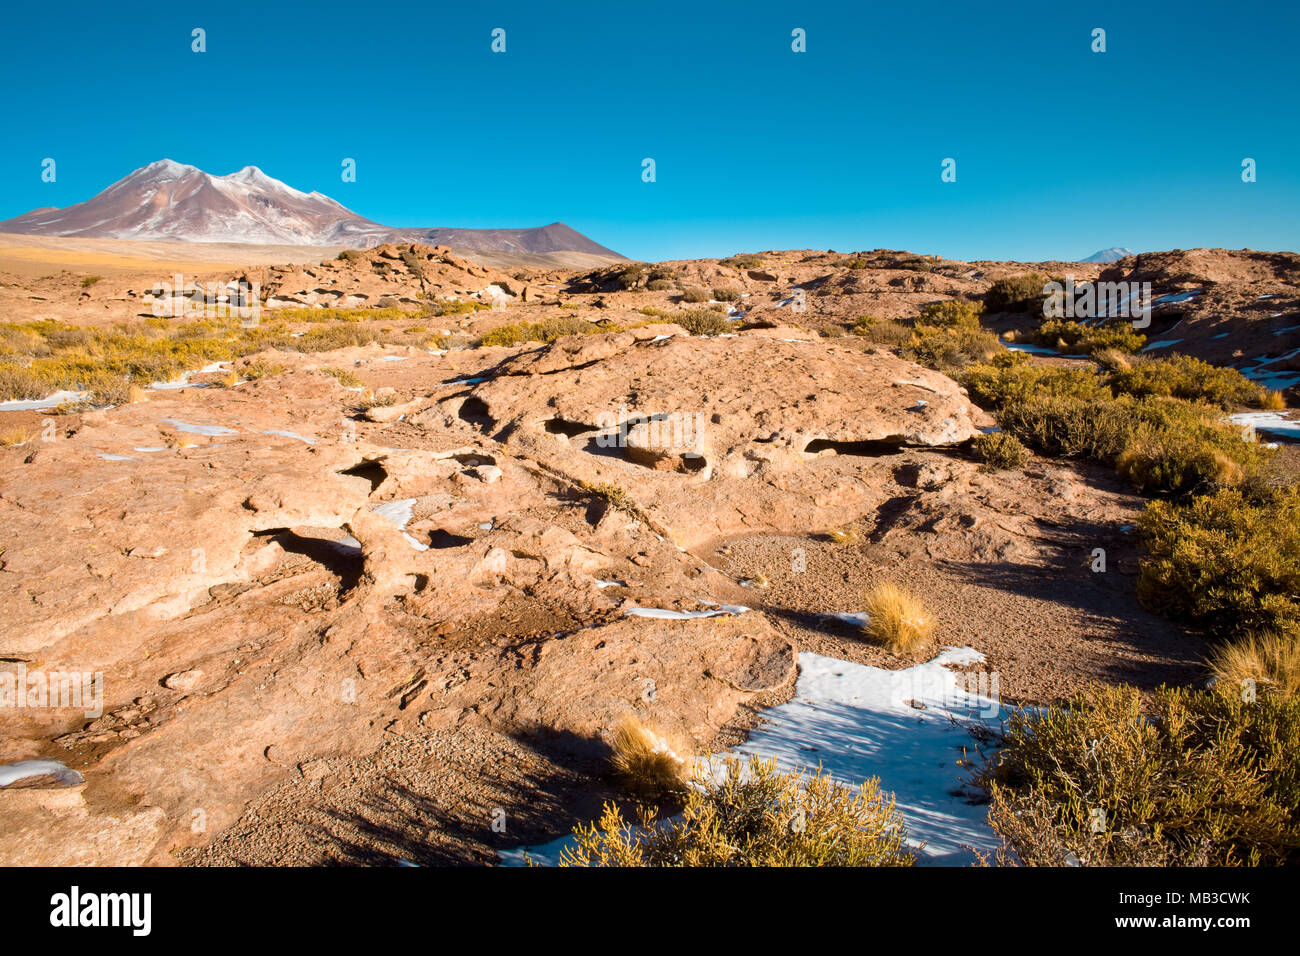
[478,315,605,347]
[983,684,1300,866]
[711,286,741,302]
[0,425,38,446]
[1136,486,1300,640]
[679,287,710,303]
[1210,629,1300,700]
[80,275,102,289]
[561,755,914,867]
[1030,319,1146,357]
[720,254,764,270]
[850,315,912,347]
[863,582,934,654]
[984,274,1047,314]
[318,367,363,388]
[1108,353,1276,409]
[973,430,1029,471]
[961,353,1274,496]
[608,715,690,797]
[670,309,731,337]
[578,480,635,513]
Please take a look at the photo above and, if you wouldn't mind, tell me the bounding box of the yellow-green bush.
[1136,486,1300,639]
[478,315,604,347]
[973,430,1029,471]
[983,684,1300,866]
[671,309,731,336]
[1109,354,1273,409]
[984,274,1047,314]
[915,299,983,329]
[901,324,1002,373]
[1033,319,1146,356]
[560,756,914,868]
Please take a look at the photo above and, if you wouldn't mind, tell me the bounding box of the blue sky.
[1,0,1297,261]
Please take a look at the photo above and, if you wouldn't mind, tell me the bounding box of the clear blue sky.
[1,0,1297,262]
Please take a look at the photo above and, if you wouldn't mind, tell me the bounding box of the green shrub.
[915,299,983,329]
[671,309,731,336]
[985,274,1047,314]
[318,367,363,388]
[615,263,646,290]
[1116,399,1268,495]
[1032,320,1146,356]
[560,756,914,867]
[996,391,1134,461]
[479,315,602,347]
[962,355,1108,407]
[719,254,764,270]
[983,684,1300,866]
[80,275,102,289]
[973,431,1029,471]
[850,315,912,347]
[901,325,1001,372]
[1109,354,1271,409]
[1136,487,1300,639]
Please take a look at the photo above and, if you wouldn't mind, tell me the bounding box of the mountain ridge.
[0,160,624,260]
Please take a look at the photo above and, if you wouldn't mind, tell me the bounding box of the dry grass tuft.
[863,582,935,654]
[0,424,38,446]
[609,715,691,797]
[828,527,860,545]
[1210,631,1300,699]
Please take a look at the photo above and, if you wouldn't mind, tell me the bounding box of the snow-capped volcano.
[1080,247,1135,263]
[0,160,622,257]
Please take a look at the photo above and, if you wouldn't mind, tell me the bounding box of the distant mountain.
[1080,247,1134,263]
[0,160,623,259]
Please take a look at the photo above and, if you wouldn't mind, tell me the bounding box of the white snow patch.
[161,419,237,436]
[624,603,750,620]
[0,390,88,411]
[1230,411,1300,442]
[0,759,84,788]
[263,430,316,444]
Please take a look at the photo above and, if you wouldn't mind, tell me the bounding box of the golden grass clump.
[863,582,935,654]
[318,367,363,389]
[0,424,38,446]
[563,755,914,868]
[827,527,860,545]
[1210,631,1300,700]
[1261,390,1287,411]
[609,715,690,797]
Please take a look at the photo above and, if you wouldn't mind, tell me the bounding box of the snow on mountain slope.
[0,160,623,258]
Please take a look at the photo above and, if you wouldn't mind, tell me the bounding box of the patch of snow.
[824,611,871,628]
[96,453,136,461]
[624,603,750,620]
[1139,339,1181,353]
[1230,411,1300,442]
[263,430,316,444]
[708,649,1004,864]
[999,342,1059,356]
[161,419,237,436]
[0,759,84,788]
[0,390,88,411]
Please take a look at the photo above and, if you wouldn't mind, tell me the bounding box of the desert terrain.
[1,237,1297,867]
